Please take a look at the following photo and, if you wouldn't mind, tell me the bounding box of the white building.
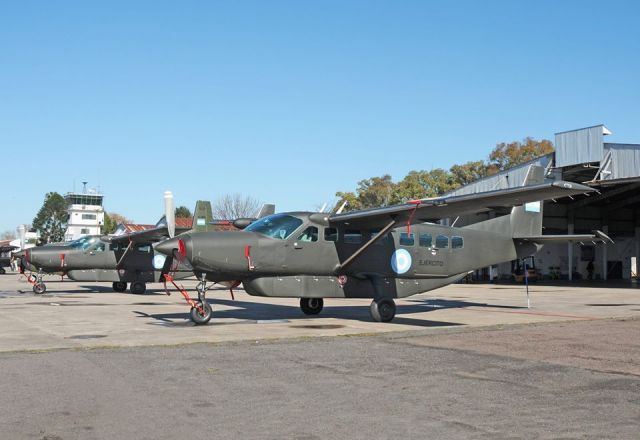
[64,189,105,241]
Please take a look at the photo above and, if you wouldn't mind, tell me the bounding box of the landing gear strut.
[112,282,127,292]
[163,273,213,325]
[370,298,396,322]
[190,275,212,324]
[300,298,324,315]
[33,270,46,295]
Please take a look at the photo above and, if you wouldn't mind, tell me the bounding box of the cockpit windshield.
[245,214,303,240]
[67,236,99,250]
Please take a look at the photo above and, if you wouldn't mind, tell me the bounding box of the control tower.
[64,182,105,241]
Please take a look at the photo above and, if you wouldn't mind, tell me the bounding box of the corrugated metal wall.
[555,125,605,167]
[444,154,554,196]
[604,143,640,180]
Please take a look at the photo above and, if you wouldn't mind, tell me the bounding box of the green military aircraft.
[155,166,611,325]
[16,193,212,294]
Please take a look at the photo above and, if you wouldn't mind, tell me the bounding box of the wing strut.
[336,219,397,273]
[116,238,134,268]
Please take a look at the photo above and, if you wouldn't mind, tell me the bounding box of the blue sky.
[1,0,639,232]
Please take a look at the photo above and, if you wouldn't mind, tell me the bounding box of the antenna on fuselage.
[335,200,348,214]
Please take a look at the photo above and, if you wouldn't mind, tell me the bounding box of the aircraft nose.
[155,235,192,259]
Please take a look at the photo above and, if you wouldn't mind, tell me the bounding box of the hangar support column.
[635,226,640,280]
[567,211,574,281]
[602,224,609,281]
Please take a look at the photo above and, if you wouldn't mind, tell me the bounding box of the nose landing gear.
[32,270,46,295]
[163,274,213,325]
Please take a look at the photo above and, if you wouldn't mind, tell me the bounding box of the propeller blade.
[18,224,26,251]
[164,191,175,238]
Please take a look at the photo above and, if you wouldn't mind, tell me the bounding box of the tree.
[102,212,132,235]
[213,194,262,219]
[488,137,554,171]
[32,192,67,244]
[450,160,489,186]
[396,169,457,201]
[334,191,362,212]
[175,206,192,218]
[1,231,15,240]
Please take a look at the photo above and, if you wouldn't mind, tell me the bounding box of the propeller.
[18,224,26,251]
[164,191,175,238]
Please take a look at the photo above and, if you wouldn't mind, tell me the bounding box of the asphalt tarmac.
[0,272,638,439]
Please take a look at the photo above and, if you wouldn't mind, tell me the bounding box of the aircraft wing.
[516,230,613,244]
[106,225,191,244]
[329,181,595,229]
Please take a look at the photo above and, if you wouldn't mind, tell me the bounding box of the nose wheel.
[190,302,212,324]
[32,270,46,295]
[164,274,214,325]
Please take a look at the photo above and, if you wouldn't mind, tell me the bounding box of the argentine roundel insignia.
[153,254,167,270]
[391,249,412,274]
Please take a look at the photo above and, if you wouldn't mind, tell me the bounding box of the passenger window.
[419,233,432,247]
[344,230,362,244]
[370,230,388,246]
[324,228,338,242]
[435,235,449,249]
[399,232,415,246]
[452,236,464,249]
[298,226,318,242]
[136,244,151,253]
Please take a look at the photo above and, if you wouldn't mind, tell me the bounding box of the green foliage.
[102,212,131,234]
[175,206,192,218]
[335,138,554,210]
[102,213,116,235]
[32,192,68,244]
[488,137,554,171]
[449,160,490,186]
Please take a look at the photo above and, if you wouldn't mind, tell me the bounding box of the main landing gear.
[370,298,396,322]
[112,282,127,293]
[130,281,146,295]
[300,298,324,315]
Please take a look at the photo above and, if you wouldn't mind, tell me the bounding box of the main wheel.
[112,282,127,292]
[370,298,396,322]
[33,283,47,295]
[190,302,212,325]
[130,281,146,295]
[300,298,324,315]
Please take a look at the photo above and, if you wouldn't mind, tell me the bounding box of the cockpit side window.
[245,214,303,240]
[298,226,318,242]
[93,242,106,252]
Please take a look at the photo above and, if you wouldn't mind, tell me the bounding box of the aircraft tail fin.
[509,165,545,238]
[191,200,215,232]
[256,203,275,218]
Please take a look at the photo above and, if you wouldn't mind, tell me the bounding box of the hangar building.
[444,125,640,282]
